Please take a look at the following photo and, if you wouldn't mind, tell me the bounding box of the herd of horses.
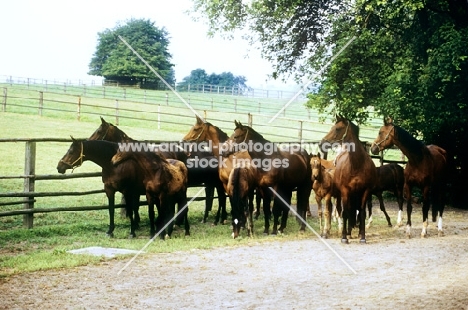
[56,115,448,243]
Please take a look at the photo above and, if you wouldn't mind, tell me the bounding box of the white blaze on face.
[234,219,239,225]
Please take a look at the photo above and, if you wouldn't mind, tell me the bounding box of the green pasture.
[0,85,402,277]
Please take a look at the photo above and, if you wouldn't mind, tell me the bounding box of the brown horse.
[228,120,312,235]
[226,152,258,238]
[182,116,265,231]
[111,150,190,238]
[321,116,377,243]
[310,153,342,238]
[370,119,447,237]
[89,117,226,225]
[366,163,405,228]
[57,139,145,238]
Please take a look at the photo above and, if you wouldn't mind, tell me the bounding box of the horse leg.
[366,195,373,229]
[218,184,228,224]
[421,186,430,238]
[316,195,323,236]
[106,189,115,237]
[203,185,214,224]
[147,193,156,238]
[323,195,332,238]
[255,189,262,220]
[404,183,413,238]
[377,192,392,227]
[432,185,444,237]
[245,194,254,237]
[341,199,349,243]
[180,194,190,236]
[278,190,292,234]
[263,188,272,235]
[358,190,371,243]
[296,187,310,232]
[124,193,137,238]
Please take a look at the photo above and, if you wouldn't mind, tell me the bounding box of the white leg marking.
[397,210,402,226]
[438,217,443,231]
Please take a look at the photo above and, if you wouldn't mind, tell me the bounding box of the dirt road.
[2,206,468,309]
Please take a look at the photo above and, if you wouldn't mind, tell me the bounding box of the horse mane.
[393,125,427,160]
[235,122,269,143]
[208,122,229,141]
[348,120,360,138]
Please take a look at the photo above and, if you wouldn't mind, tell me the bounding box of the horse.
[366,163,405,228]
[182,116,263,228]
[310,153,336,217]
[370,119,447,237]
[320,115,377,243]
[57,139,145,238]
[89,117,225,225]
[228,120,312,235]
[226,151,258,238]
[310,153,342,238]
[111,149,190,239]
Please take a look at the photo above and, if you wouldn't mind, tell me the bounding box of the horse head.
[310,153,322,182]
[57,137,84,174]
[371,118,395,155]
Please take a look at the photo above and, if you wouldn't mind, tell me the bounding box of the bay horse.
[370,119,447,237]
[226,151,258,238]
[310,153,342,238]
[111,149,190,239]
[57,139,145,238]
[228,120,312,235]
[320,116,377,243]
[366,163,405,228]
[89,117,224,226]
[182,116,265,232]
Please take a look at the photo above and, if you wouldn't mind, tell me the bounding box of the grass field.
[0,84,403,277]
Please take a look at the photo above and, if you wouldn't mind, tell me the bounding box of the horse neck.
[82,141,116,169]
[392,127,425,164]
[208,126,229,157]
[343,130,368,168]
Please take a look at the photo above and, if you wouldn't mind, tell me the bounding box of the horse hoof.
[106,232,114,238]
[360,239,366,244]
[128,234,136,239]
[438,231,444,237]
[341,238,349,244]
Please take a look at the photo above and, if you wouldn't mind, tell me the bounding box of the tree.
[191,0,468,206]
[88,18,175,88]
[177,69,247,90]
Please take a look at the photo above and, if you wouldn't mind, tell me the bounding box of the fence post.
[157,104,161,129]
[23,141,36,229]
[234,99,237,112]
[115,99,119,125]
[204,110,207,120]
[165,92,168,106]
[123,88,126,100]
[298,121,303,142]
[38,91,43,116]
[2,87,6,112]
[77,96,81,121]
[102,86,106,98]
[211,98,213,110]
[248,113,253,127]
[63,83,66,93]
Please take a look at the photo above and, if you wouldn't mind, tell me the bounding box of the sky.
[0,0,296,89]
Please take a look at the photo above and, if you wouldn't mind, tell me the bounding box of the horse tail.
[230,167,241,208]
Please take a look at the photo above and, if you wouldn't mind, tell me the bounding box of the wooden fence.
[0,138,404,229]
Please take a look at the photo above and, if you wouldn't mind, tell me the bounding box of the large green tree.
[88,18,175,87]
[191,0,468,206]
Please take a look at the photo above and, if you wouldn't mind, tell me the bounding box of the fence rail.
[0,138,402,229]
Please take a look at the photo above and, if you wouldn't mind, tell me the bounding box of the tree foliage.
[177,68,247,89]
[191,0,468,205]
[88,18,175,87]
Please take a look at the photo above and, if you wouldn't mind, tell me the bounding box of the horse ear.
[100,116,107,124]
[196,115,203,124]
[317,152,321,159]
[384,116,393,125]
[70,135,77,143]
